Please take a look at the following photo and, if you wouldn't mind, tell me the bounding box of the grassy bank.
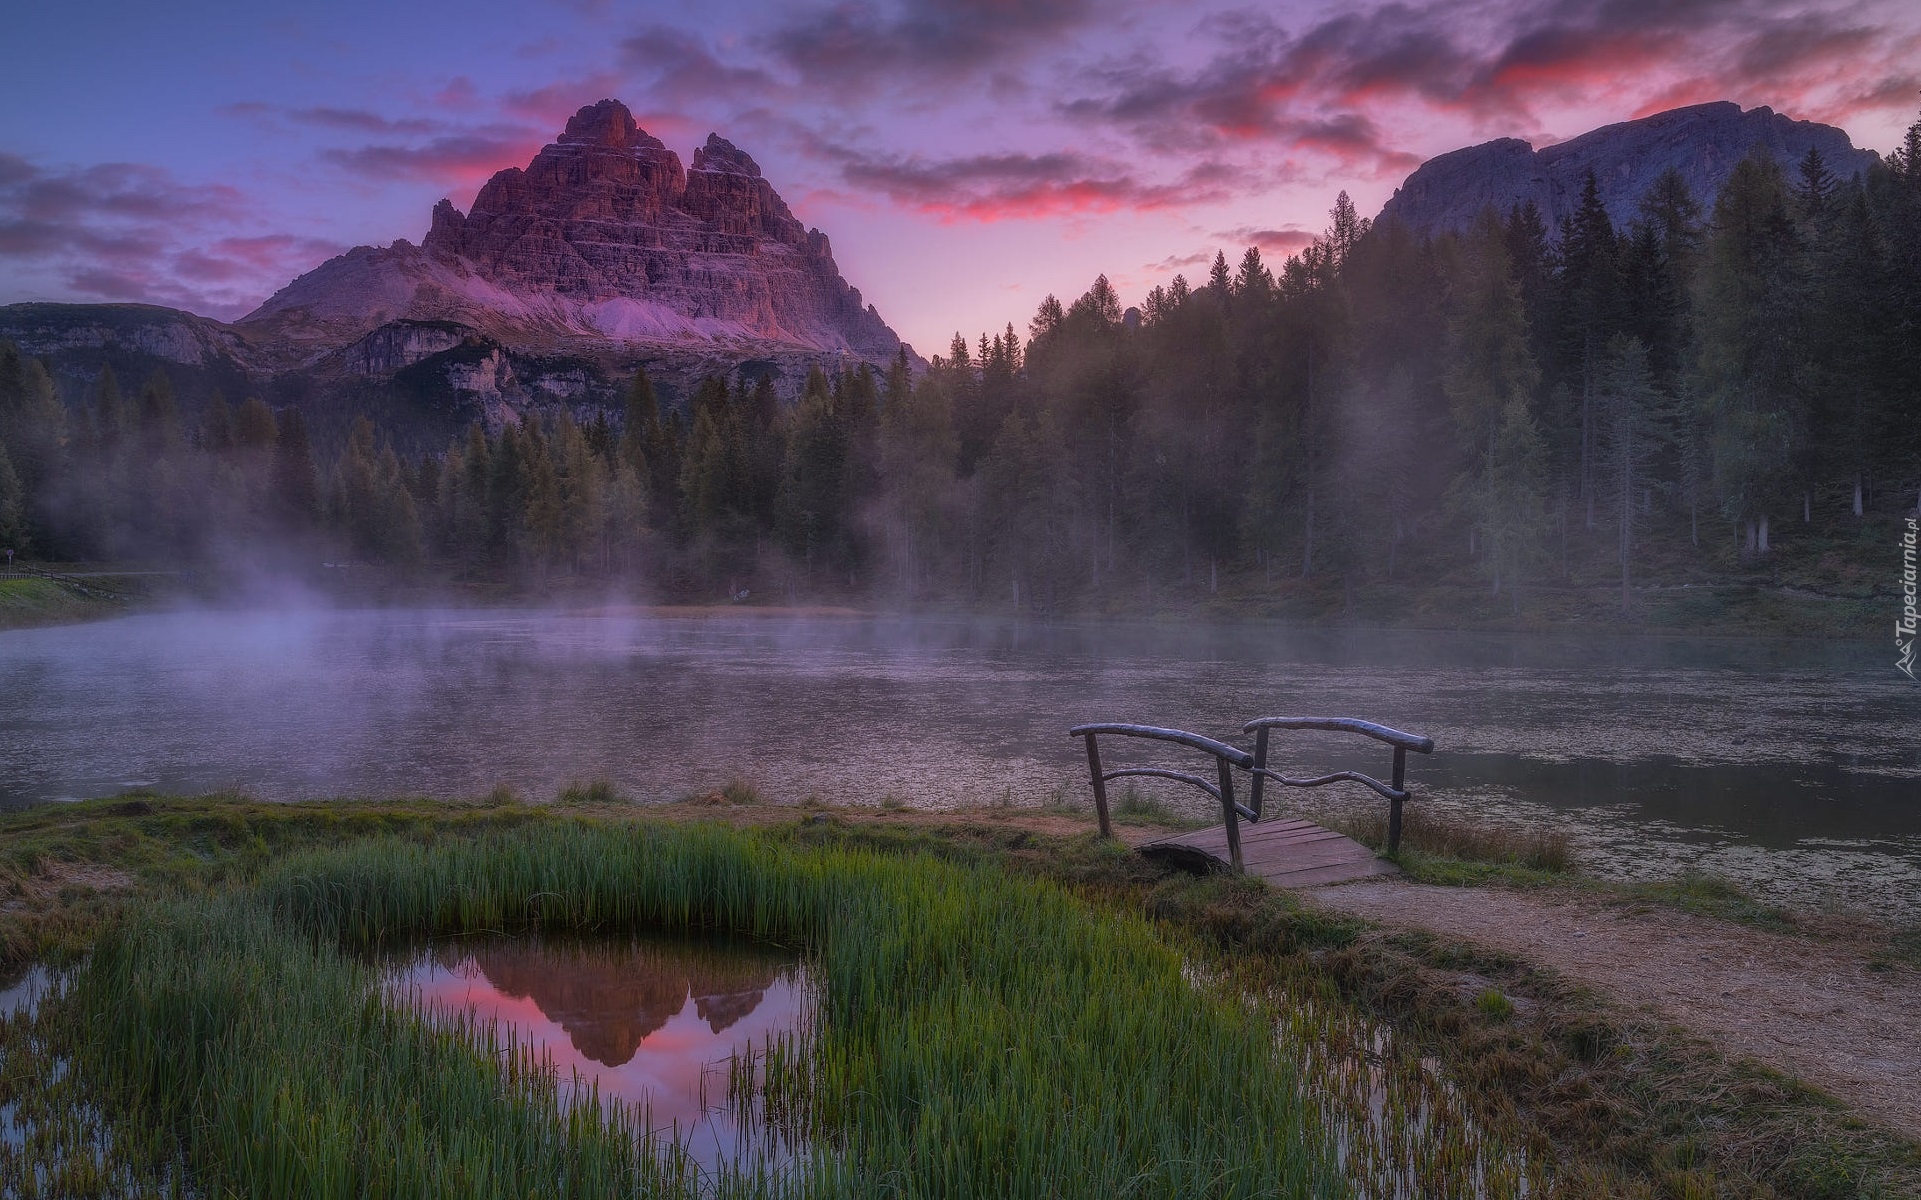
[14,817,1343,1198]
[0,576,124,630]
[3,794,1918,1198]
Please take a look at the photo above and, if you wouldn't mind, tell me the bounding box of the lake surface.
[3,606,1917,913]
[382,934,810,1179]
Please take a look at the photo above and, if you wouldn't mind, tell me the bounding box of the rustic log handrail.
[1251,766,1405,803]
[1067,723,1254,768]
[1100,767,1222,801]
[1242,716,1435,754]
[1069,714,1436,871]
[1243,716,1435,854]
[1069,724,1254,871]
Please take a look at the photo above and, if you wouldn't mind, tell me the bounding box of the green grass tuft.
[56,821,1342,1199]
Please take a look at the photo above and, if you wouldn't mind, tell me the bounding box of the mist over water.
[3,605,1917,913]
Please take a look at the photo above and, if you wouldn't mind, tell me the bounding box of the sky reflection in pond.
[382,935,811,1180]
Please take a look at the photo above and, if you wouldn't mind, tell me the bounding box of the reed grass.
[61,821,1343,1199]
[1329,807,1575,874]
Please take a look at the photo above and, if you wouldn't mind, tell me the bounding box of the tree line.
[2,110,1918,614]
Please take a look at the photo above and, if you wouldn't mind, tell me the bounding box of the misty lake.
[3,607,1917,913]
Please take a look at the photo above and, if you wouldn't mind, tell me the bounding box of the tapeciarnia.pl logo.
[1900,515,1918,680]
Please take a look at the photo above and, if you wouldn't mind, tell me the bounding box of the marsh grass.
[1110,784,1208,829]
[556,779,622,805]
[59,822,1342,1199]
[12,798,1921,1199]
[1323,807,1575,876]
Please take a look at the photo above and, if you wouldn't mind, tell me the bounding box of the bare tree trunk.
[1758,513,1770,553]
[1853,475,1863,517]
[1803,491,1811,522]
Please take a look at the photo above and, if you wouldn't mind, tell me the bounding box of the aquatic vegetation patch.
[56,822,1342,1198]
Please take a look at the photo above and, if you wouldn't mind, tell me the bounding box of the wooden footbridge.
[1068,717,1435,886]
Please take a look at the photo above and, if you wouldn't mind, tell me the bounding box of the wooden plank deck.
[1139,816,1398,887]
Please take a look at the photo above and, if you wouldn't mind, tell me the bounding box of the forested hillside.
[2,116,1918,628]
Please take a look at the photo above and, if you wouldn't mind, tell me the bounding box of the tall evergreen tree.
[1444,212,1547,599]
[1695,150,1804,552]
[272,408,319,530]
[1555,170,1624,526]
[0,441,28,558]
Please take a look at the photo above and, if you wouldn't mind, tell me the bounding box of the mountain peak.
[692,133,762,178]
[557,99,664,152]
[241,100,904,362]
[1378,102,1877,236]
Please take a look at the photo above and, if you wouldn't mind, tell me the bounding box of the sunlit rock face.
[240,99,904,360]
[1378,102,1879,236]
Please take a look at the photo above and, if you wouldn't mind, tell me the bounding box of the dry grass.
[1327,807,1575,873]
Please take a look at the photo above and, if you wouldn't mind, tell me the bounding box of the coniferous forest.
[2,127,1919,625]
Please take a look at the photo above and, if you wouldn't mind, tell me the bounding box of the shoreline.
[4,793,1916,1195]
[0,585,1890,645]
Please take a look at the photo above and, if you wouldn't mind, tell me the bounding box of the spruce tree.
[1444,211,1545,598]
[1554,170,1624,526]
[1597,336,1667,611]
[272,408,319,529]
[1695,150,1803,552]
[0,441,28,559]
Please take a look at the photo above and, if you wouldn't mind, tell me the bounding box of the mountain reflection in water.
[383,935,809,1172]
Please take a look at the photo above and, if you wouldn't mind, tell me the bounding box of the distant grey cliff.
[1377,102,1878,235]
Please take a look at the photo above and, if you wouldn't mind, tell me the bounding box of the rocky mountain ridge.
[244,100,905,363]
[1377,102,1878,235]
[0,101,914,441]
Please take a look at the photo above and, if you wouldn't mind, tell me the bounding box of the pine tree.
[136,370,181,454]
[272,408,319,529]
[1327,191,1369,267]
[199,393,234,453]
[1444,211,1546,599]
[1597,336,1667,611]
[0,345,64,549]
[1695,150,1803,552]
[92,365,128,452]
[1207,251,1232,297]
[0,441,28,558]
[1555,170,1624,527]
[520,420,562,577]
[234,398,278,450]
[620,368,659,478]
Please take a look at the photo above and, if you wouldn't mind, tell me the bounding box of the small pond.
[380,934,813,1182]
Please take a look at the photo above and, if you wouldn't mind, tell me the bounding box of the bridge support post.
[1387,746,1407,855]
[1216,757,1243,873]
[1249,726,1270,820]
[1082,733,1112,839]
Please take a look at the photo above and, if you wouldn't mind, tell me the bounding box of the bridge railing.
[1068,723,1256,870]
[1243,717,1434,855]
[1068,715,1435,869]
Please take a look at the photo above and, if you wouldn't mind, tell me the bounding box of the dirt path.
[1310,879,1921,1138]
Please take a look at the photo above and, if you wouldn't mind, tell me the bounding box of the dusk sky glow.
[3,0,1917,352]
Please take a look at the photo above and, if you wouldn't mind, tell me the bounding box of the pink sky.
[1,0,1916,353]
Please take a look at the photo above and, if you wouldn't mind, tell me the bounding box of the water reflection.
[383,935,810,1178]
[2,608,1916,912]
